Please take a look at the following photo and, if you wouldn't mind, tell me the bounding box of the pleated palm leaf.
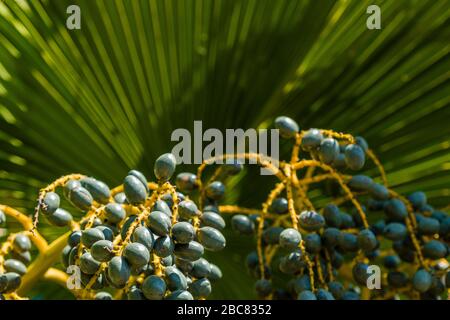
[0,0,449,299]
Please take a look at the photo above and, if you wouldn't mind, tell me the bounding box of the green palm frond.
[0,0,449,299]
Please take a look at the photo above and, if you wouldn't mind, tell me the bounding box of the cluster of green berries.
[53,154,226,300]
[231,116,450,300]
[0,211,33,299]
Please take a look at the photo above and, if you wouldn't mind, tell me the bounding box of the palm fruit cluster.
[0,210,33,300]
[35,153,226,300]
[227,116,450,300]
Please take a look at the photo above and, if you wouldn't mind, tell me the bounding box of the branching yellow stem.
[0,205,48,252]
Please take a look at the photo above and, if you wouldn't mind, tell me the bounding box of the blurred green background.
[0,0,449,299]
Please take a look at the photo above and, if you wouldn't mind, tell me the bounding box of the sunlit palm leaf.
[0,0,449,299]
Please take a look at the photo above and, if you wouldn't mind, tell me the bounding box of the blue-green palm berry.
[4,259,27,276]
[231,215,255,235]
[81,228,105,248]
[104,203,126,224]
[1,273,21,293]
[371,219,386,235]
[328,281,344,299]
[384,199,408,221]
[323,204,341,228]
[428,276,446,296]
[322,228,341,248]
[205,181,225,201]
[80,252,101,275]
[352,262,369,285]
[95,225,114,241]
[80,177,111,204]
[123,242,150,267]
[387,271,409,288]
[47,208,73,227]
[154,153,177,181]
[338,232,358,252]
[152,200,172,218]
[164,266,187,291]
[246,251,259,270]
[383,255,401,269]
[42,192,60,215]
[269,198,288,214]
[91,240,114,262]
[440,217,450,237]
[318,138,340,164]
[123,175,147,205]
[355,136,369,153]
[255,279,272,298]
[190,258,210,279]
[68,186,93,211]
[64,180,81,199]
[423,240,447,259]
[61,245,71,268]
[357,229,377,252]
[412,269,432,293]
[305,233,321,254]
[178,200,199,219]
[176,173,198,193]
[127,285,145,300]
[189,278,212,299]
[142,275,166,300]
[316,289,335,300]
[418,217,440,235]
[279,228,302,250]
[200,211,226,230]
[274,116,299,139]
[332,152,347,169]
[114,192,127,204]
[147,211,172,236]
[262,226,283,245]
[128,170,149,192]
[298,210,325,231]
[13,234,31,253]
[171,222,195,244]
[95,224,115,241]
[166,290,194,300]
[279,249,303,275]
[344,144,365,170]
[367,199,386,211]
[339,212,355,229]
[0,210,5,225]
[341,291,360,300]
[208,264,223,282]
[161,255,174,267]
[298,290,317,300]
[175,258,194,273]
[383,223,407,241]
[107,256,131,287]
[348,175,373,191]
[301,128,323,148]
[430,210,446,222]
[331,251,344,268]
[197,227,226,252]
[174,241,204,261]
[369,183,389,200]
[94,292,113,300]
[407,191,427,210]
[154,236,174,258]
